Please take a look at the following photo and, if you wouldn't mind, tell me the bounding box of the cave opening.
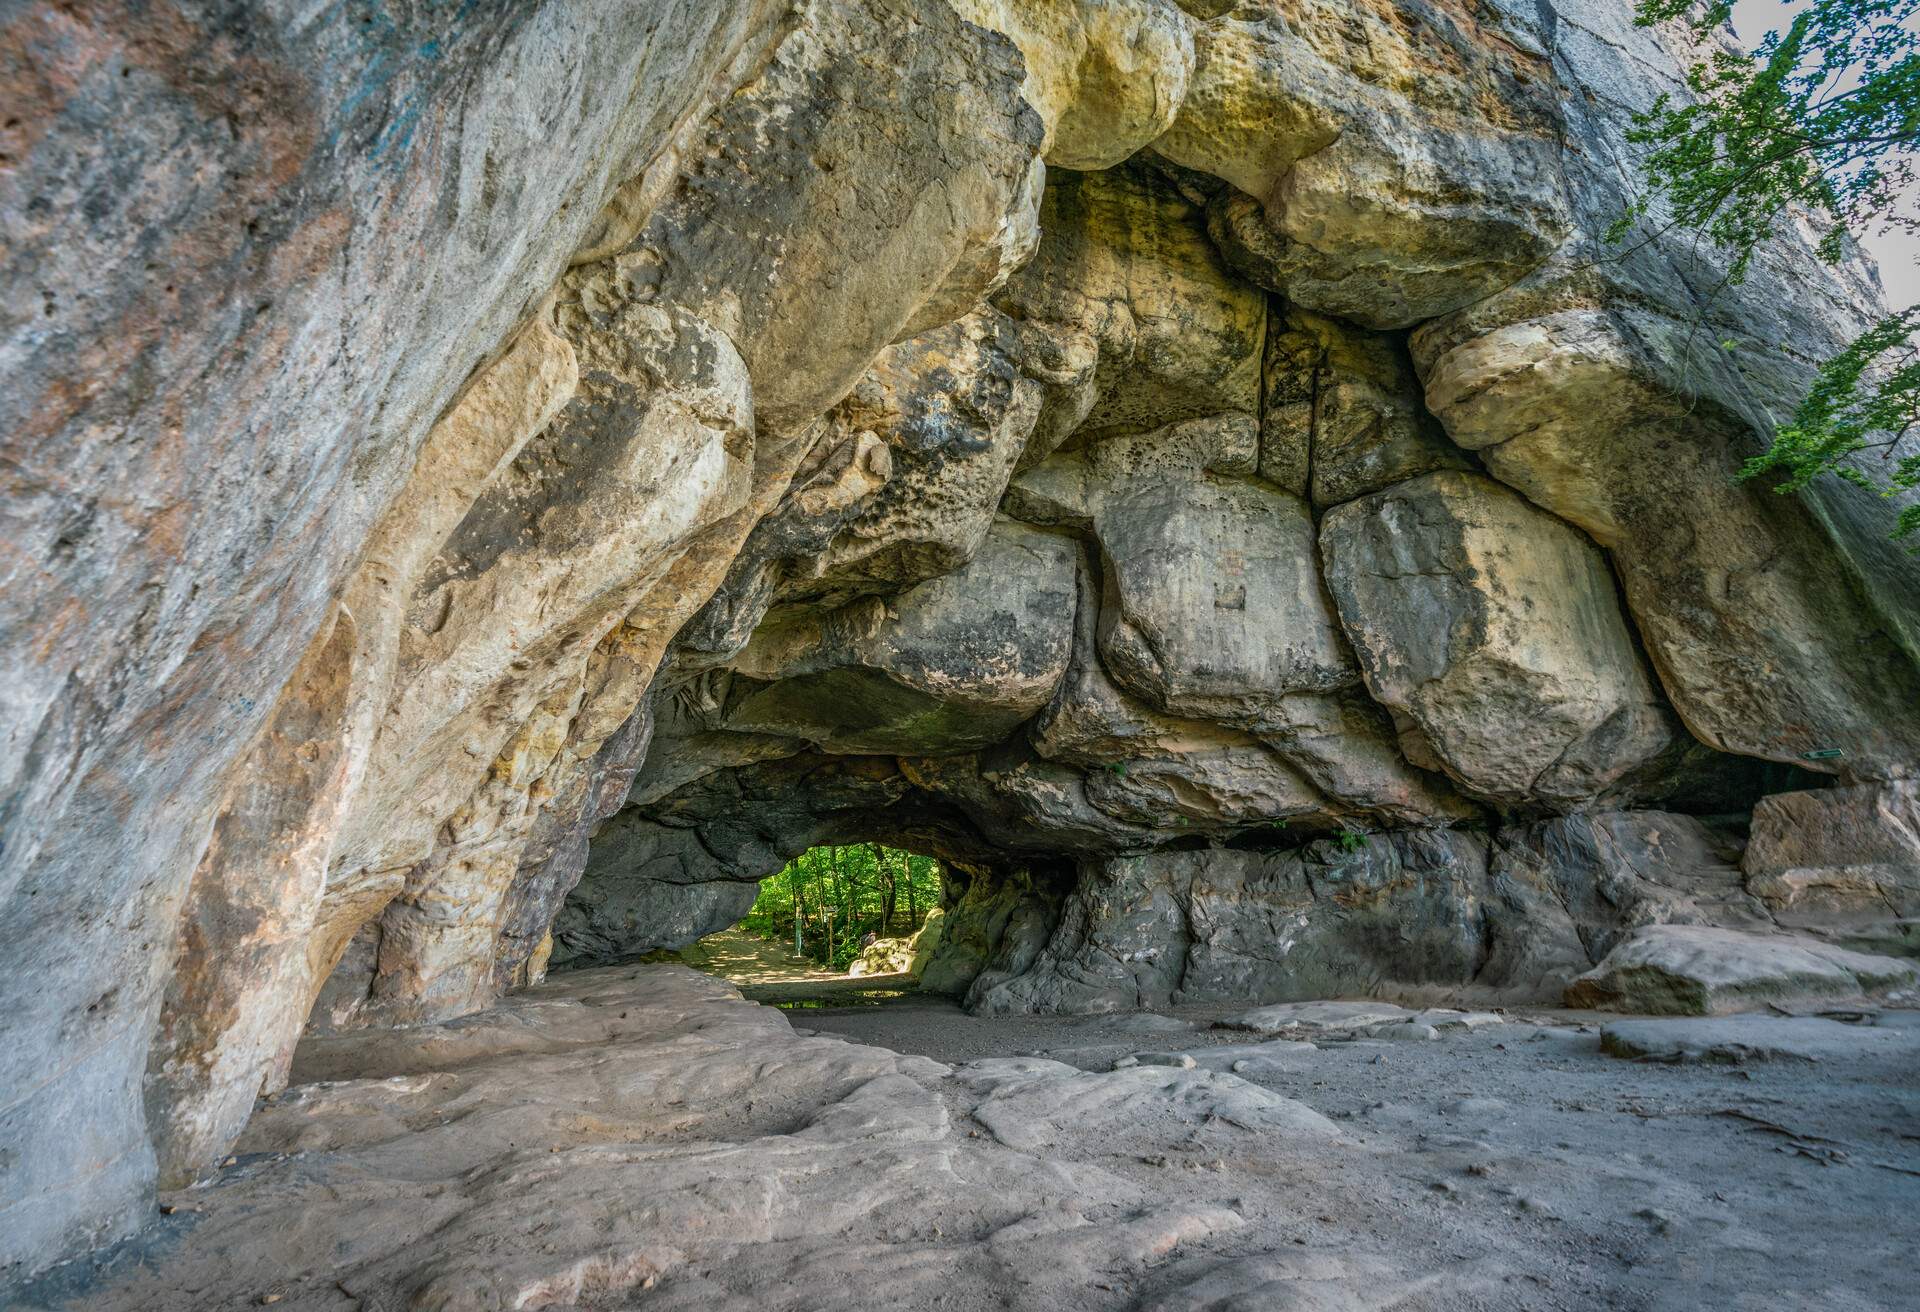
[735,842,947,973]
[596,841,968,1013]
[9,0,1919,1299]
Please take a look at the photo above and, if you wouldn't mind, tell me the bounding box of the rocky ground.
[26,965,1920,1311]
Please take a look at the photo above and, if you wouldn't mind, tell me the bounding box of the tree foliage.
[1622,0,1919,541]
[738,843,945,970]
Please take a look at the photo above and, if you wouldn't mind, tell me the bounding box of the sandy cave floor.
[23,961,1920,1312]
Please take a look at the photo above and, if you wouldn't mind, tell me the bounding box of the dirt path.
[663,928,921,1006]
[665,928,843,986]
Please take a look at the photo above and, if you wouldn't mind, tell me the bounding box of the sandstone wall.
[2,0,1915,1283]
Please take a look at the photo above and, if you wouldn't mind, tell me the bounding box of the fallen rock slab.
[1216,1001,1414,1034]
[1089,1013,1200,1037]
[1127,1051,1199,1069]
[1411,1009,1505,1032]
[1601,1015,1920,1065]
[1187,1039,1320,1077]
[1367,1021,1441,1042]
[1564,926,1919,1015]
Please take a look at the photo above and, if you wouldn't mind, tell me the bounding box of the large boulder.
[1097,475,1355,724]
[1155,0,1569,326]
[1013,461,1474,822]
[721,522,1077,753]
[1418,307,1920,781]
[994,165,1266,464]
[953,0,1197,170]
[1030,543,1341,832]
[1321,472,1676,805]
[804,310,1044,598]
[1565,926,1919,1015]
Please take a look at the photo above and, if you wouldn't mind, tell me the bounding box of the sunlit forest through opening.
[737,844,945,972]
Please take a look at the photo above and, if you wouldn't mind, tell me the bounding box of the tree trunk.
[871,843,893,931]
[789,865,803,955]
[808,849,832,964]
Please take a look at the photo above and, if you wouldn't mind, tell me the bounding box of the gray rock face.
[1410,4,1920,780]
[1743,783,1920,958]
[923,809,1890,1019]
[551,871,762,970]
[5,0,1919,1282]
[1492,810,1772,968]
[957,829,1584,1017]
[1261,308,1474,509]
[920,867,1073,1003]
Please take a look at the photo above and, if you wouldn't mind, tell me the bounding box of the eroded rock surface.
[49,966,1920,1312]
[5,0,1919,1284]
[65,967,1319,1311]
[1744,783,1920,958]
[1566,926,1920,1016]
[1322,471,1676,805]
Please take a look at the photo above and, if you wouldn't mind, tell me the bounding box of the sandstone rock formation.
[1744,783,1920,958]
[1322,471,1677,805]
[3,0,1917,1286]
[1565,926,1919,1016]
[72,966,1334,1311]
[40,961,1920,1311]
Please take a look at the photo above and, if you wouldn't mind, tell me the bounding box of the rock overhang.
[3,0,1918,1286]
